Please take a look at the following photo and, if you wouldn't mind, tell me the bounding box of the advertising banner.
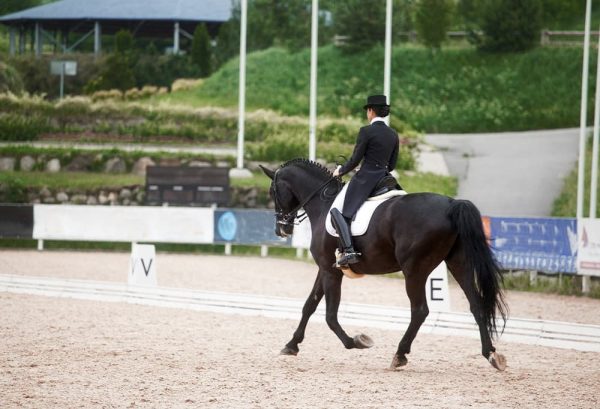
[33,205,214,244]
[487,217,577,274]
[214,209,290,245]
[577,218,600,277]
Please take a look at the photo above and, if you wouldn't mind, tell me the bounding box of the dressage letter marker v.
[128,243,157,287]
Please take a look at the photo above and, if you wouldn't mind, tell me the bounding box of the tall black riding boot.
[330,208,360,267]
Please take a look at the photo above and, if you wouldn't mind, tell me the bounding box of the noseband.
[272,169,338,228]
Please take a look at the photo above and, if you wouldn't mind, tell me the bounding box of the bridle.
[272,169,338,229]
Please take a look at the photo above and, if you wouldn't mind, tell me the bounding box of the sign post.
[128,243,157,287]
[425,262,451,312]
[50,60,77,99]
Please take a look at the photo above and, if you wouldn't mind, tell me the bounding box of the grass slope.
[153,45,594,133]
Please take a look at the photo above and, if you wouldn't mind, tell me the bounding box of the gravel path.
[1,250,599,408]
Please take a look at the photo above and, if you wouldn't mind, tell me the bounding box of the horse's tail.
[447,199,508,338]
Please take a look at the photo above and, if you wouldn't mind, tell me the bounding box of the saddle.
[325,182,407,238]
[370,174,402,197]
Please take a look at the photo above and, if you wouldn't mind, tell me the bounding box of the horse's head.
[260,164,300,237]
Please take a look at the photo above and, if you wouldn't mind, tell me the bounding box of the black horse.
[260,158,508,371]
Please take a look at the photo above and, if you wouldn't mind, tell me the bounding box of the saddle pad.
[325,184,407,237]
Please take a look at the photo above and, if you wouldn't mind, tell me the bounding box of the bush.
[0,113,49,141]
[0,61,24,94]
[0,176,27,203]
[9,54,103,98]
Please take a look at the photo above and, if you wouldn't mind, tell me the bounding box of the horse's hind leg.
[445,248,502,369]
[280,271,324,355]
[391,272,429,369]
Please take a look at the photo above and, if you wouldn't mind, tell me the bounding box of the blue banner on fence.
[487,217,578,274]
[214,209,290,245]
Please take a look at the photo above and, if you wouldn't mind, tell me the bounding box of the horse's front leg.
[322,271,374,350]
[280,271,324,355]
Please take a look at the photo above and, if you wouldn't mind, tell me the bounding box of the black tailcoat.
[339,120,399,219]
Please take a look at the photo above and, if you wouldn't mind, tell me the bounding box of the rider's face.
[366,108,376,122]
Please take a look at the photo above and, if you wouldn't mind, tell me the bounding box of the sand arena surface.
[1,250,599,408]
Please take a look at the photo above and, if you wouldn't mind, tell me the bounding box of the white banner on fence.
[129,243,157,286]
[425,262,451,312]
[577,218,600,277]
[33,205,214,243]
[291,211,312,250]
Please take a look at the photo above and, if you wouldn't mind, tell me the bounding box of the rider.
[331,94,400,268]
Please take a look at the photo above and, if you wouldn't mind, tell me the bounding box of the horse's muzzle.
[276,224,294,238]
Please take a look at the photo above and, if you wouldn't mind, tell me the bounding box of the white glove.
[333,165,341,177]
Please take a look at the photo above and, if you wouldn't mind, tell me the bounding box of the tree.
[114,29,134,54]
[214,21,239,69]
[191,24,212,77]
[328,0,418,54]
[479,0,543,52]
[415,0,453,49]
[331,0,386,53]
[0,0,40,16]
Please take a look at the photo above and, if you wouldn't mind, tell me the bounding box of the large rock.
[56,191,68,203]
[188,160,212,168]
[132,157,156,176]
[104,157,126,173]
[107,192,118,205]
[0,157,16,171]
[86,196,98,205]
[20,156,36,171]
[65,155,93,172]
[39,187,52,198]
[98,191,109,205]
[119,188,132,200]
[46,158,61,173]
[71,194,88,204]
[158,158,181,167]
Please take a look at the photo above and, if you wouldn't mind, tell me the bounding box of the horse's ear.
[259,165,276,180]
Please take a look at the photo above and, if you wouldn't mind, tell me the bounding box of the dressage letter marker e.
[129,243,157,287]
[425,262,450,312]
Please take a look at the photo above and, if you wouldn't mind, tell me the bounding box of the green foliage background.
[156,45,593,133]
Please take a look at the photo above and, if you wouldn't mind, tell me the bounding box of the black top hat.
[363,94,389,110]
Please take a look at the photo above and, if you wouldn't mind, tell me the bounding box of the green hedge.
[0,93,419,169]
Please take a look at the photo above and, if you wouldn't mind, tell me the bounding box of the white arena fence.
[0,204,598,282]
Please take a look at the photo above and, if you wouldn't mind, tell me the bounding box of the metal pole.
[173,22,180,54]
[383,0,393,125]
[577,0,592,219]
[308,0,319,161]
[237,0,248,169]
[9,27,16,56]
[94,21,101,57]
[59,62,65,100]
[34,22,41,57]
[590,26,600,218]
[19,26,25,54]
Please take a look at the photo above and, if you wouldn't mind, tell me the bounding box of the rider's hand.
[333,165,341,177]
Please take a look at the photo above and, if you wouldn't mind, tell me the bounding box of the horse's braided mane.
[279,158,334,179]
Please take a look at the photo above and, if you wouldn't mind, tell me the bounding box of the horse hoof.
[489,352,507,371]
[353,334,374,349]
[280,346,298,356]
[390,354,408,370]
